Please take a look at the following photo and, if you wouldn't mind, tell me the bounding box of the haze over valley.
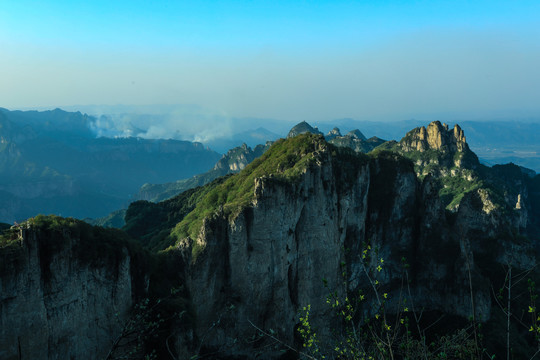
[2,1,540,359]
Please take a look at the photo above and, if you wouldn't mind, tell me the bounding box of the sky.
[1,0,540,123]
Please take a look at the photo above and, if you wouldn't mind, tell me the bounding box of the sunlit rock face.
[400,121,469,154]
[213,143,263,172]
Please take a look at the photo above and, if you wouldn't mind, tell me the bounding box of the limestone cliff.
[2,124,539,359]
[0,217,147,360]
[400,121,468,153]
[212,142,270,172]
[175,133,536,357]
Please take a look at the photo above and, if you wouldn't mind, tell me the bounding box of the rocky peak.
[346,129,367,140]
[325,127,342,140]
[287,121,323,138]
[400,120,469,153]
[326,131,385,154]
[213,143,254,172]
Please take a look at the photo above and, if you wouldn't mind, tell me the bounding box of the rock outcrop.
[325,127,342,140]
[346,129,367,141]
[287,121,323,138]
[177,133,534,357]
[0,220,146,360]
[213,143,270,172]
[3,123,539,359]
[400,121,469,154]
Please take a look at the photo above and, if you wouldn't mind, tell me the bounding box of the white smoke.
[86,104,236,144]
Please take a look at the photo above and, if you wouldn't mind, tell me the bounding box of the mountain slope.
[3,122,540,359]
[135,142,271,203]
[161,127,538,357]
[0,108,221,222]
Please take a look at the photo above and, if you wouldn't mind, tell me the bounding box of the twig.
[166,333,178,360]
[247,319,318,360]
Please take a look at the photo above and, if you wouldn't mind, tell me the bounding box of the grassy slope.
[164,134,373,259]
[170,134,327,246]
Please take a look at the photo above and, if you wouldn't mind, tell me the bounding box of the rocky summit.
[400,121,468,153]
[286,121,323,138]
[1,122,540,359]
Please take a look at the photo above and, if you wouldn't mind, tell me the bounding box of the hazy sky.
[1,0,540,122]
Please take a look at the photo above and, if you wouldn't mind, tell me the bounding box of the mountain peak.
[400,120,469,153]
[346,129,367,141]
[325,127,342,140]
[287,121,323,138]
[213,143,259,172]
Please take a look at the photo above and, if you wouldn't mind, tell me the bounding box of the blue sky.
[1,0,539,121]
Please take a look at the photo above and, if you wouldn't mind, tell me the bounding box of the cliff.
[2,123,540,359]
[0,216,149,360]
[173,132,536,358]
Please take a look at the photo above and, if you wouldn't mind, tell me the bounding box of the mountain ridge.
[2,120,540,359]
[0,108,221,222]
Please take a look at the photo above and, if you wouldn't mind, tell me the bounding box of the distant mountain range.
[0,108,220,222]
[312,118,540,172]
[56,105,540,172]
[1,107,539,223]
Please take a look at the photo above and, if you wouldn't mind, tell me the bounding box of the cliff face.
[2,124,537,359]
[179,136,533,357]
[400,121,468,154]
[212,143,271,172]
[0,223,142,360]
[184,149,367,354]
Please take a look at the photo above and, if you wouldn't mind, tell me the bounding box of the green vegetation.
[297,246,540,360]
[0,223,17,247]
[123,175,231,251]
[0,214,147,270]
[328,135,386,153]
[0,224,25,275]
[170,134,329,253]
[373,137,513,212]
[135,142,270,203]
[437,172,484,210]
